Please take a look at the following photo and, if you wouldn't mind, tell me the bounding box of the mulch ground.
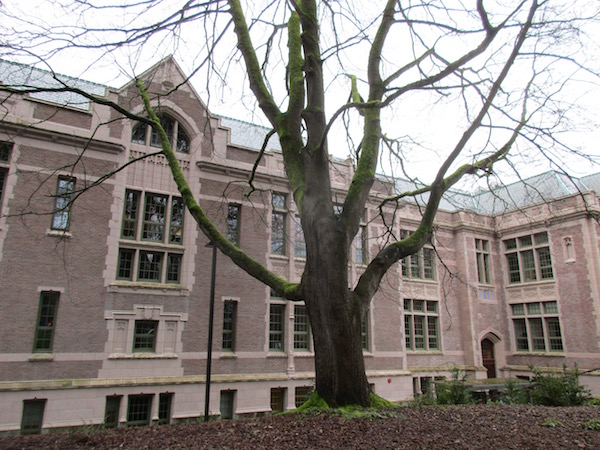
[1,405,600,449]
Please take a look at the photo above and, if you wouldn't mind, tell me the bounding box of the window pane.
[294,305,310,351]
[52,177,75,231]
[269,304,285,351]
[413,316,425,349]
[529,318,545,351]
[127,395,152,426]
[151,116,174,147]
[143,193,167,241]
[166,253,182,283]
[413,300,424,312]
[506,253,521,283]
[521,250,537,281]
[117,248,135,280]
[169,197,184,244]
[226,204,240,246]
[361,313,369,351]
[410,253,421,278]
[158,393,173,425]
[131,122,147,144]
[404,315,412,350]
[293,215,306,258]
[513,318,529,351]
[546,317,563,351]
[543,301,558,314]
[355,226,366,264]
[33,292,59,352]
[271,212,286,255]
[534,232,548,245]
[423,248,435,280]
[526,302,541,315]
[133,321,157,352]
[537,247,553,279]
[504,239,517,250]
[222,301,237,351]
[176,125,190,153]
[426,301,437,313]
[138,251,162,282]
[518,235,533,247]
[403,299,411,311]
[0,141,13,162]
[272,193,286,209]
[121,190,140,239]
[511,303,525,316]
[427,316,438,349]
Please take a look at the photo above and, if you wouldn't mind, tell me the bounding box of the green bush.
[435,367,473,405]
[529,365,591,406]
[498,379,528,404]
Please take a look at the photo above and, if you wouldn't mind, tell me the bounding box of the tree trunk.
[302,217,371,407]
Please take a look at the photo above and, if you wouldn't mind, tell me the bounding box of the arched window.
[131,115,190,154]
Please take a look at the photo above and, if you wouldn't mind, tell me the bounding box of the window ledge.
[401,278,438,284]
[220,352,237,359]
[118,239,184,251]
[108,353,177,360]
[512,351,564,357]
[267,352,287,358]
[506,279,555,288]
[269,254,289,261]
[28,353,54,362]
[407,351,443,355]
[46,229,72,238]
[292,352,314,357]
[109,282,188,294]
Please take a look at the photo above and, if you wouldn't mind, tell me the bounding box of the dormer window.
[131,115,190,154]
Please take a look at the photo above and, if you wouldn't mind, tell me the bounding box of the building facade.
[1,58,599,433]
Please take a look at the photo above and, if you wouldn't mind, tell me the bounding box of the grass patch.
[580,419,600,431]
[540,419,563,428]
[293,392,401,420]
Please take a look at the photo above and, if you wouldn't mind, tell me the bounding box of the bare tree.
[1,0,599,407]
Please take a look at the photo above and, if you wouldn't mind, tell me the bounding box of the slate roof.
[1,59,596,215]
[0,59,105,111]
[218,116,282,152]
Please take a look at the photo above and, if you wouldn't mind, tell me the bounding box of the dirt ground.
[1,404,600,449]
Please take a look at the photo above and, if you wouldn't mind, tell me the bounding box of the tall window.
[226,204,241,246]
[104,396,122,428]
[400,230,435,280]
[511,301,563,352]
[269,304,285,351]
[0,142,11,213]
[33,292,60,353]
[21,399,46,435]
[293,215,306,258]
[295,386,312,407]
[118,189,184,284]
[361,312,369,351]
[354,225,367,264]
[475,239,491,284]
[504,232,553,283]
[293,305,310,351]
[51,176,75,231]
[404,299,439,351]
[133,320,158,352]
[271,193,287,255]
[158,393,173,425]
[270,388,286,412]
[131,115,190,153]
[222,301,237,352]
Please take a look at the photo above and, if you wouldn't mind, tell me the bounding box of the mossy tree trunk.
[140,0,538,407]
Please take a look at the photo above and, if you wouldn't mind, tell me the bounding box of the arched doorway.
[481,338,496,379]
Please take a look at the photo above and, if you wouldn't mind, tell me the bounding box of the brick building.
[0,58,599,433]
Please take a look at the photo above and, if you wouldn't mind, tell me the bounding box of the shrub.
[435,367,473,405]
[529,365,591,406]
[498,379,528,404]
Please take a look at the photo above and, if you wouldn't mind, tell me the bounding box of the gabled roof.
[0,59,106,111]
